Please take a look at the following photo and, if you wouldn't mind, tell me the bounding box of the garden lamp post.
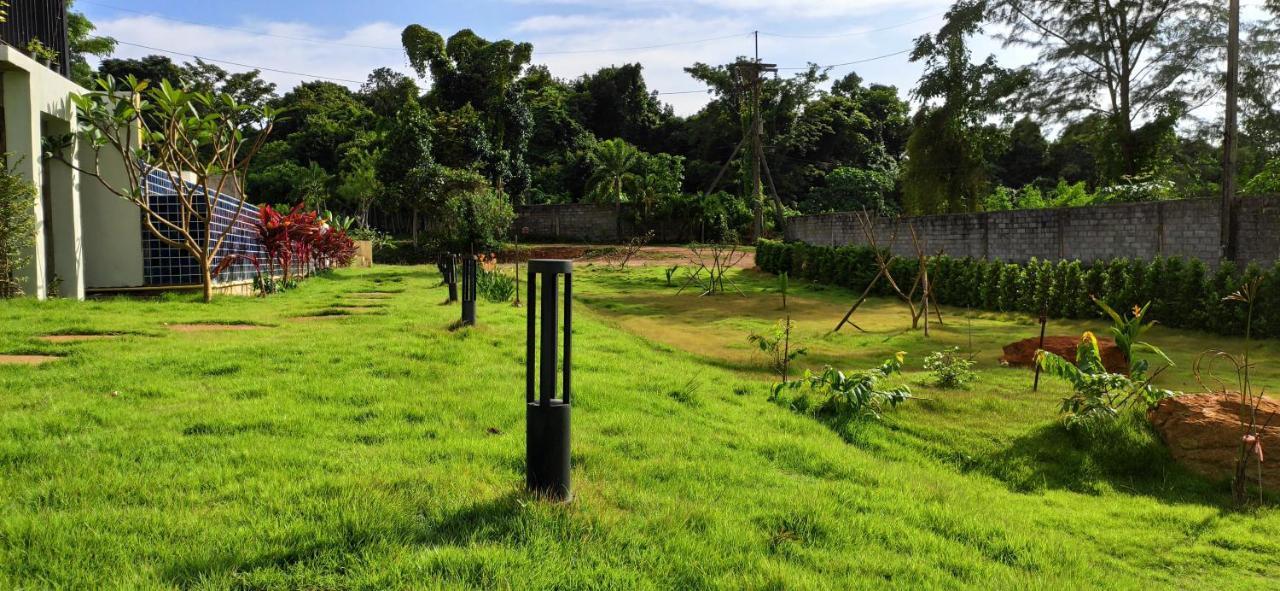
[441,254,458,303]
[526,259,573,501]
[460,255,477,326]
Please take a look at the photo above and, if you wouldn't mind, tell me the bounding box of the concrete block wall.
[785,196,1280,268]
[515,203,620,243]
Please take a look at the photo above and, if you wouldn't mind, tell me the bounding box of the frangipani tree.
[55,75,279,302]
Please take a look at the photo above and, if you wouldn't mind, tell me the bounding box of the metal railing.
[0,0,70,77]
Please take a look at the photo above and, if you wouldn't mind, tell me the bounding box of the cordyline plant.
[214,205,356,297]
[52,75,279,302]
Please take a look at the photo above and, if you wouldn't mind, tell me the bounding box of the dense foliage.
[758,239,1280,338]
[0,156,37,298]
[71,0,1280,243]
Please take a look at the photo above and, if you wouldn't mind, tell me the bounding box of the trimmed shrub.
[756,239,1280,338]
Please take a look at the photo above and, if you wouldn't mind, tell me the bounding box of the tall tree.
[401,26,533,200]
[902,1,1024,214]
[67,0,116,87]
[377,100,438,245]
[989,0,1223,179]
[359,67,421,120]
[1239,0,1280,180]
[996,117,1050,187]
[569,63,671,151]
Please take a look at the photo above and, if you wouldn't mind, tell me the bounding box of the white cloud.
[92,15,411,90]
[508,0,952,18]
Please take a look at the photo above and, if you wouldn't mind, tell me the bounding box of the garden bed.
[1149,393,1280,492]
[1000,335,1128,374]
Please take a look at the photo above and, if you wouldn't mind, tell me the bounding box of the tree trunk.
[200,259,214,303]
[412,208,421,246]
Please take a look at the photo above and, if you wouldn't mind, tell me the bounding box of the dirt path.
[504,244,756,269]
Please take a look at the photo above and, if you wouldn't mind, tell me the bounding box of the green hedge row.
[757,239,1280,338]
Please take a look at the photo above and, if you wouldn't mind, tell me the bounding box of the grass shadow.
[416,491,528,547]
[963,412,1226,504]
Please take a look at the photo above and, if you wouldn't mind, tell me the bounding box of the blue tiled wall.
[140,170,266,286]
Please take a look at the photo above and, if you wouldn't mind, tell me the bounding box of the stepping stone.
[167,323,262,333]
[38,334,122,343]
[0,355,62,365]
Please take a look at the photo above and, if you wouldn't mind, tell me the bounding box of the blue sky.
[78,0,963,114]
[77,0,1268,117]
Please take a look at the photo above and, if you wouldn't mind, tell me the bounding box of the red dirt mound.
[1000,335,1129,374]
[1149,393,1280,492]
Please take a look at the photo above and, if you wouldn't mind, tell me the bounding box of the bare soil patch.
[501,244,755,269]
[1000,335,1128,374]
[38,334,123,343]
[1149,393,1280,491]
[167,323,262,333]
[0,355,62,365]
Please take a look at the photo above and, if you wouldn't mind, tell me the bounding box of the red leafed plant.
[256,203,356,282]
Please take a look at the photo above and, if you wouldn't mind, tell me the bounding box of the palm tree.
[633,173,663,218]
[587,139,640,227]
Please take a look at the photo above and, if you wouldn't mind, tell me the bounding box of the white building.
[2,2,260,300]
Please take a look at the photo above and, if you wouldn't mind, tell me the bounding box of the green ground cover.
[1,264,1278,589]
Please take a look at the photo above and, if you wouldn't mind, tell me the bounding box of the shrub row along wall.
[784,196,1280,268]
[757,239,1280,339]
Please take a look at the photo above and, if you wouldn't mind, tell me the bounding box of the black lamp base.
[526,401,571,501]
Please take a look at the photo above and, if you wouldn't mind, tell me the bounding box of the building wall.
[784,197,1280,267]
[2,45,85,298]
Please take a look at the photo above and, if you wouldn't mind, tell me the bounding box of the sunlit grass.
[0,264,1277,588]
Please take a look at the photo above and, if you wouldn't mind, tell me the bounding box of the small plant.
[1036,332,1177,428]
[923,347,976,389]
[1092,297,1172,378]
[614,230,654,268]
[25,38,59,65]
[772,353,912,422]
[779,271,789,309]
[476,254,515,302]
[665,265,680,287]
[0,155,37,298]
[748,317,806,383]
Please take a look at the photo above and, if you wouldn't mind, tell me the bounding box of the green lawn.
[1,264,1278,589]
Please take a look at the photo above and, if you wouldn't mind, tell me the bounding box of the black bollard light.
[526,259,573,501]
[440,254,458,303]
[460,255,478,326]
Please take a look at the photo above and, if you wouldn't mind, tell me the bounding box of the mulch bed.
[1149,393,1280,492]
[1000,335,1129,374]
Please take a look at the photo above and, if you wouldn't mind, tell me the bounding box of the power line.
[759,12,943,40]
[656,89,711,96]
[536,32,752,56]
[113,41,367,84]
[778,48,912,71]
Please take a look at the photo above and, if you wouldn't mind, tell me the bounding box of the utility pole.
[1221,0,1240,263]
[703,36,783,241]
[738,31,776,240]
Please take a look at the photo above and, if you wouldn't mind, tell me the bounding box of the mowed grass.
[0,264,1277,589]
